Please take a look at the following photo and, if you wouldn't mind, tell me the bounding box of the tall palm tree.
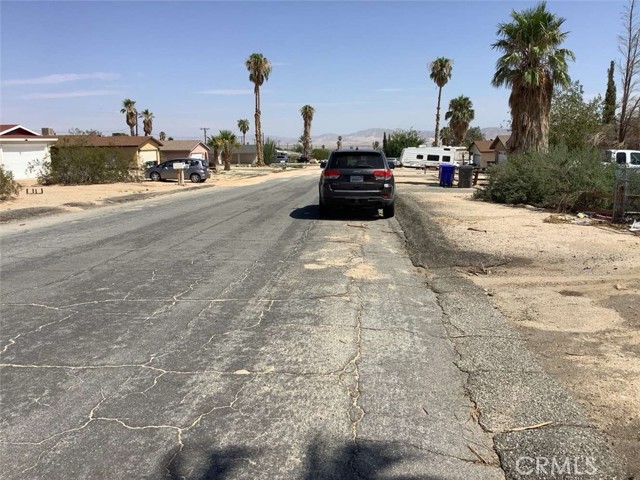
[214,130,240,171]
[492,2,574,153]
[300,105,315,157]
[429,57,453,146]
[337,135,342,150]
[245,53,272,166]
[141,109,154,136]
[120,98,137,136]
[445,95,475,145]
[237,119,250,145]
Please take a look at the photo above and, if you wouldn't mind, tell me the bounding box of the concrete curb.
[395,192,625,480]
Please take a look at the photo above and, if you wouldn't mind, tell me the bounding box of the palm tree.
[337,135,342,150]
[429,57,453,146]
[159,131,166,141]
[141,109,154,136]
[237,119,250,145]
[372,140,380,149]
[300,105,315,157]
[439,126,456,146]
[214,130,240,171]
[120,99,137,136]
[245,53,272,166]
[206,135,220,169]
[445,96,475,145]
[492,2,574,153]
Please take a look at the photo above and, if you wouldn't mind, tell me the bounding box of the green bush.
[0,165,21,200]
[263,138,277,165]
[475,146,616,211]
[41,141,134,184]
[311,148,330,160]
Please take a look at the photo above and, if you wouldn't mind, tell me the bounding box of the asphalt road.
[1,174,504,479]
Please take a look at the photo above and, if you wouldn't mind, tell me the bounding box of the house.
[468,140,495,169]
[159,140,210,163]
[55,135,162,168]
[490,135,511,164]
[231,144,258,165]
[0,125,58,179]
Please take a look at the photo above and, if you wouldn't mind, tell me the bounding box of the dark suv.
[318,149,395,218]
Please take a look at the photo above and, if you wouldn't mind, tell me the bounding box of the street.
[1,174,503,479]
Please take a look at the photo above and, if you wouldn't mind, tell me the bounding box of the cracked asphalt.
[0,174,506,479]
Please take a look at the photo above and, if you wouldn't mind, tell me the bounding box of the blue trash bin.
[439,164,455,187]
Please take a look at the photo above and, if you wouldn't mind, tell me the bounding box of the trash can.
[458,164,474,188]
[439,164,455,187]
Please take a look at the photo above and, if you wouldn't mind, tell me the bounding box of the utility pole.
[200,127,209,144]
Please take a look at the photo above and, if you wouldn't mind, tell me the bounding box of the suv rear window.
[329,152,385,169]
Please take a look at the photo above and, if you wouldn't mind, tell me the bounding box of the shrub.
[311,148,330,160]
[41,139,134,184]
[475,145,616,211]
[0,165,21,200]
[263,138,277,165]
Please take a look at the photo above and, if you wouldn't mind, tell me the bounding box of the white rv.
[399,146,468,169]
[603,149,640,168]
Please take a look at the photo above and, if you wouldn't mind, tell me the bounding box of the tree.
[206,135,220,168]
[246,53,272,166]
[617,0,640,144]
[383,132,388,155]
[237,119,250,145]
[300,105,315,156]
[68,128,102,136]
[492,2,575,154]
[439,126,456,146]
[141,109,154,136]
[337,135,342,150]
[464,126,485,146]
[444,95,475,145]
[550,81,604,150]
[372,140,380,150]
[429,57,453,147]
[603,61,617,124]
[159,131,166,141]
[213,130,239,171]
[120,99,137,136]
[385,128,426,158]
[263,137,277,165]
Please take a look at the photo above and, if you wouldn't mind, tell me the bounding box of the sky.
[0,0,629,141]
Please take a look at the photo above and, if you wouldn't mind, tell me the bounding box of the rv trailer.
[400,146,468,169]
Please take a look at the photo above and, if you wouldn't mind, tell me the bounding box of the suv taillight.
[323,169,341,179]
[373,169,393,180]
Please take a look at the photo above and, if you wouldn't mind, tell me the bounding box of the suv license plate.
[350,175,364,183]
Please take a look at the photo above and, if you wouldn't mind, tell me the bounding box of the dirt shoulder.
[395,168,639,478]
[0,166,318,222]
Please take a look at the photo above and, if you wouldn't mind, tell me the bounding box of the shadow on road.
[165,438,446,479]
[290,205,383,221]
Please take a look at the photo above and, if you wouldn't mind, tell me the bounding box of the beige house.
[55,135,162,168]
[468,140,495,169]
[159,140,209,162]
[231,145,258,165]
[490,135,511,164]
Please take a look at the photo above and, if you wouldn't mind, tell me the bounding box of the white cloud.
[3,72,121,86]
[21,90,120,99]
[196,89,252,95]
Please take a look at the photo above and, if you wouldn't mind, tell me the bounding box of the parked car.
[276,153,289,164]
[318,149,395,218]
[298,155,310,163]
[386,157,400,168]
[146,159,210,183]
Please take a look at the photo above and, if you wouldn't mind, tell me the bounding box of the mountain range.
[269,127,510,149]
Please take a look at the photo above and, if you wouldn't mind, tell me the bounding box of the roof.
[469,140,494,153]
[235,144,258,154]
[0,124,41,137]
[56,135,162,148]
[159,140,209,152]
[490,135,511,150]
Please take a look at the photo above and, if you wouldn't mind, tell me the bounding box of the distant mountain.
[268,127,510,149]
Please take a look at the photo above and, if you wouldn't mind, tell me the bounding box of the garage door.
[1,146,36,179]
[190,153,204,159]
[139,150,158,166]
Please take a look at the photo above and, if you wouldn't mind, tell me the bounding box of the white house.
[0,125,57,179]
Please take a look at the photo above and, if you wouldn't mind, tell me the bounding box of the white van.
[400,146,468,169]
[603,149,640,168]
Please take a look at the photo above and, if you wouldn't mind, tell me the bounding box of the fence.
[613,166,640,221]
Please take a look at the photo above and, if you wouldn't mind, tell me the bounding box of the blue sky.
[0,0,627,140]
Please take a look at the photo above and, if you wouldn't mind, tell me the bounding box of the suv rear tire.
[382,204,395,218]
